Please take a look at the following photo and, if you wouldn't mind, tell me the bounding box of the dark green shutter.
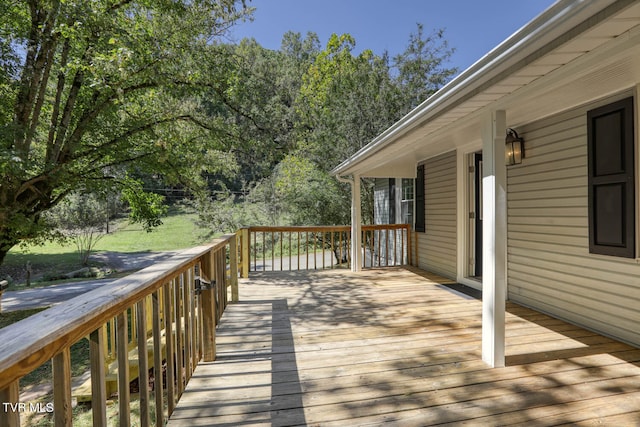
[415,165,425,232]
[587,97,635,258]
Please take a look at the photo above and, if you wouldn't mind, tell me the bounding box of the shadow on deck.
[168,267,640,426]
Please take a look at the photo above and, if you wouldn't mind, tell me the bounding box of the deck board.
[168,267,640,426]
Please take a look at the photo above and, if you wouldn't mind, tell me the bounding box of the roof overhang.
[332,0,640,178]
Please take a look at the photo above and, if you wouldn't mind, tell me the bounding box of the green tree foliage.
[214,32,320,186]
[295,34,404,168]
[121,178,168,232]
[46,191,107,265]
[195,26,458,230]
[273,155,348,226]
[394,23,458,110]
[0,0,250,265]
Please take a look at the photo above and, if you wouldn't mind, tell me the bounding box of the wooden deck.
[168,267,640,426]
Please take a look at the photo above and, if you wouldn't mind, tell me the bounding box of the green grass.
[94,211,209,252]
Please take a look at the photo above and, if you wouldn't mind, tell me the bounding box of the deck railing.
[0,224,409,425]
[238,224,411,275]
[0,234,238,427]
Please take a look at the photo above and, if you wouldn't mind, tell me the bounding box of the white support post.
[352,175,362,272]
[481,110,507,368]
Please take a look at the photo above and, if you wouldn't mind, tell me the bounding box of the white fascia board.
[331,0,620,177]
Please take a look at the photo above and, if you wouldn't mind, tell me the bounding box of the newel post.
[200,250,217,362]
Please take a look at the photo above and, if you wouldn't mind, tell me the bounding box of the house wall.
[507,92,640,347]
[417,150,457,279]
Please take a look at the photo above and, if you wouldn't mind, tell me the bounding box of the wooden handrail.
[241,224,412,274]
[0,234,239,426]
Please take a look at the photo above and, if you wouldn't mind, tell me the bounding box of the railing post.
[53,348,72,426]
[240,227,250,278]
[200,251,217,362]
[229,238,239,302]
[89,328,107,427]
[0,381,20,427]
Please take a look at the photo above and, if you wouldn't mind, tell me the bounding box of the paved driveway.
[1,250,178,312]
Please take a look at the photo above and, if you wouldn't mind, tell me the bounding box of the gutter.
[331,0,624,176]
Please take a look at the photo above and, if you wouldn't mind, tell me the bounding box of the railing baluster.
[184,269,193,383]
[196,266,205,359]
[288,232,292,271]
[53,348,72,427]
[108,318,115,361]
[252,230,256,272]
[90,327,107,427]
[116,311,131,427]
[175,275,184,396]
[218,249,227,316]
[386,229,390,266]
[230,238,239,302]
[330,232,334,269]
[0,380,20,427]
[322,232,326,270]
[241,228,249,278]
[152,289,164,427]
[136,299,151,427]
[297,231,300,270]
[376,229,379,267]
[163,281,176,415]
[393,228,398,266]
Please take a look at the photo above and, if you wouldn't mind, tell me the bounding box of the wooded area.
[0,0,457,267]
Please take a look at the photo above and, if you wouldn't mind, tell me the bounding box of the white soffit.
[332,0,640,178]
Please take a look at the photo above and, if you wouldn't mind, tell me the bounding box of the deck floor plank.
[168,267,640,426]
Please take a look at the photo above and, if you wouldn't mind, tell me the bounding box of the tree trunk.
[0,241,16,268]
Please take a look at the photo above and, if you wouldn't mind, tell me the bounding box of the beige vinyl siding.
[417,150,457,279]
[507,95,640,347]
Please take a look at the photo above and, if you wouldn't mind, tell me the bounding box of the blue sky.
[229,0,557,72]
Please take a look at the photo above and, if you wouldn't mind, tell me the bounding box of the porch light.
[505,128,524,166]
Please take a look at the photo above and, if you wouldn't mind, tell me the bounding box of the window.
[415,165,425,232]
[401,178,414,225]
[587,97,635,258]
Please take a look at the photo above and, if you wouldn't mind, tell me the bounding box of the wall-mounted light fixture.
[505,128,524,166]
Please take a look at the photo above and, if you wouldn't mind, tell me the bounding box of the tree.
[214,32,320,187]
[393,23,458,110]
[272,155,349,226]
[47,191,108,265]
[0,0,250,265]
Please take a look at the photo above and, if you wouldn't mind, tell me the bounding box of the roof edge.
[331,0,618,176]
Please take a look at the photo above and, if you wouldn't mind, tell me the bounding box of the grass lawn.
[94,210,209,252]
